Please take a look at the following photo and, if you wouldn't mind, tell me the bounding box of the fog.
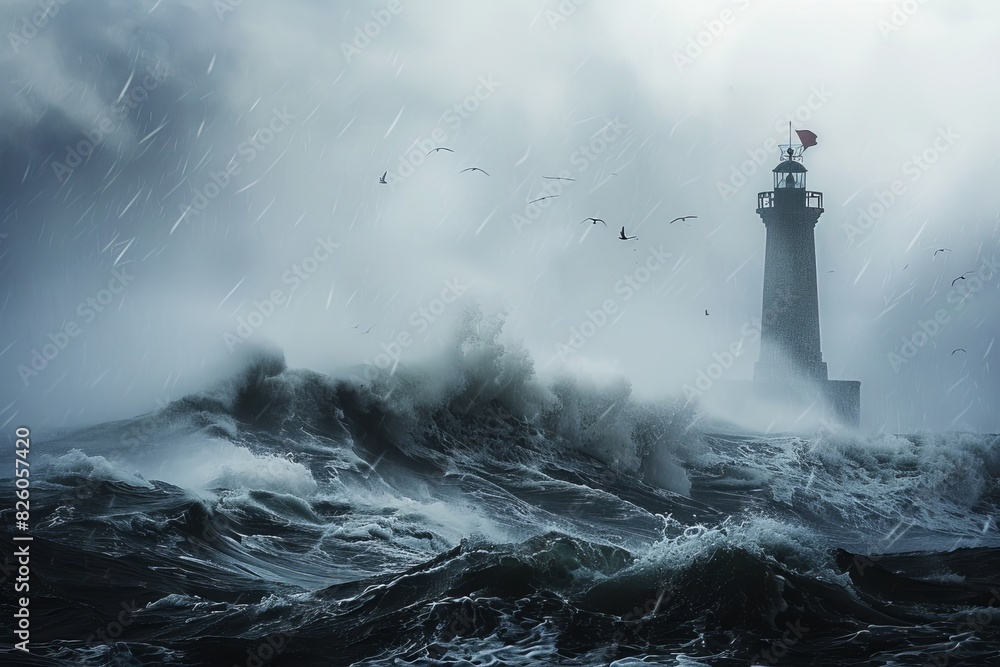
[1,0,998,433]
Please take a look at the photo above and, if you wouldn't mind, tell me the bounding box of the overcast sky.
[1,0,998,433]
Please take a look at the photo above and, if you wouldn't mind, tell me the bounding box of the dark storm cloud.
[0,0,258,427]
[2,1,212,185]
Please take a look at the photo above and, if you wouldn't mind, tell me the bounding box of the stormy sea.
[3,321,999,666]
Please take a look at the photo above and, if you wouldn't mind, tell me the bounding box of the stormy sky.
[1,0,998,433]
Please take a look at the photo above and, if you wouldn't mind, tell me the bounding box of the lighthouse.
[754,148,826,382]
[751,138,861,429]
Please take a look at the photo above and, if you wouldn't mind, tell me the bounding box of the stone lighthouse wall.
[755,188,827,382]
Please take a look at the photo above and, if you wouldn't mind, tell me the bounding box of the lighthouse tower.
[754,147,827,382]
[751,142,861,429]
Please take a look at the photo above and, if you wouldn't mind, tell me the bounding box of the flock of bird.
[902,247,984,357]
[366,145,701,332]
[378,147,697,245]
[934,248,983,291]
[374,147,979,355]
[351,321,376,334]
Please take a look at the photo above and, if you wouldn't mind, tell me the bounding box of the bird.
[426,147,454,154]
[669,216,697,224]
[351,321,363,329]
[581,217,606,226]
[619,226,637,241]
[460,167,489,176]
[934,248,952,257]
[379,171,387,184]
[362,324,376,334]
[951,348,967,355]
[543,176,575,181]
[528,195,559,204]
[951,271,974,287]
[705,310,709,316]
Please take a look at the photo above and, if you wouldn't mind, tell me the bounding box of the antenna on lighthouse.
[778,122,800,161]
[778,125,818,162]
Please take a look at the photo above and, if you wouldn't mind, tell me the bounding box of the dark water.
[3,338,999,666]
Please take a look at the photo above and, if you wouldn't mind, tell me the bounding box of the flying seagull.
[619,226,637,241]
[426,147,454,154]
[528,195,559,204]
[351,321,363,329]
[669,216,697,224]
[951,271,974,287]
[362,324,376,334]
[951,348,967,355]
[705,310,709,316]
[543,176,575,181]
[378,171,387,184]
[934,248,952,257]
[581,217,607,226]
[460,167,490,176]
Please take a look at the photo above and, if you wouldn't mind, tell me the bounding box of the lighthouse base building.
[714,379,861,432]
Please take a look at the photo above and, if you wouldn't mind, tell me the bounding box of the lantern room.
[773,148,807,189]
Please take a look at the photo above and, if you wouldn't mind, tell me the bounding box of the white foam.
[106,432,318,495]
[637,514,832,581]
[37,449,153,488]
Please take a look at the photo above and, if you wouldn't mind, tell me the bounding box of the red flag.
[795,129,818,150]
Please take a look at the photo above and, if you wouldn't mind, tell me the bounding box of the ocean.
[3,334,999,666]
